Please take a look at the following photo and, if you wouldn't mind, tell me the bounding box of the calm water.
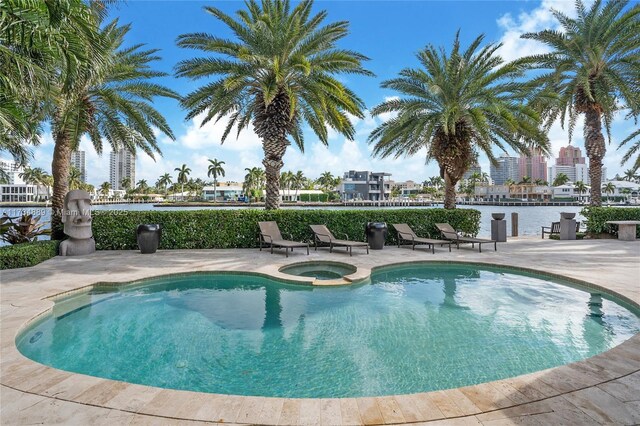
[17,265,640,398]
[1,203,585,237]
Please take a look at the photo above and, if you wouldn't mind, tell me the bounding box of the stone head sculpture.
[60,189,95,256]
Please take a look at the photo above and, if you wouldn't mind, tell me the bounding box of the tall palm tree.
[176,0,371,209]
[575,180,588,202]
[522,0,640,207]
[47,20,178,238]
[553,173,570,187]
[280,171,294,191]
[207,159,225,201]
[243,167,265,200]
[602,182,616,200]
[99,182,110,199]
[157,173,172,196]
[0,0,100,164]
[368,33,548,208]
[174,164,191,201]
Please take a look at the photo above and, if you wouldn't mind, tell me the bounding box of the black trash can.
[137,224,162,254]
[366,222,388,250]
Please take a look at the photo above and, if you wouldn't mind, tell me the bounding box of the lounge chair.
[258,221,309,257]
[434,223,497,253]
[309,224,369,256]
[392,223,452,253]
[541,221,581,239]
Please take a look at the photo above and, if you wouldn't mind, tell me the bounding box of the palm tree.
[368,33,548,208]
[157,173,172,196]
[519,176,532,184]
[99,182,111,199]
[18,167,47,201]
[602,182,616,200]
[47,20,178,238]
[292,171,305,201]
[176,0,371,210]
[575,180,588,203]
[136,179,149,194]
[207,159,225,202]
[68,167,83,190]
[619,127,640,173]
[0,0,100,164]
[174,164,191,201]
[553,173,570,187]
[522,0,640,207]
[622,169,639,183]
[243,167,265,200]
[120,177,132,192]
[317,172,337,192]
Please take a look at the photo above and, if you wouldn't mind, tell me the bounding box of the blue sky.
[29,0,636,185]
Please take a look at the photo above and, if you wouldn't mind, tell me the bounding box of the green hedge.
[299,193,329,202]
[0,240,59,270]
[582,206,640,237]
[92,208,480,250]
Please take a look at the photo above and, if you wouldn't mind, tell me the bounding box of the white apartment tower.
[0,158,25,184]
[109,149,135,190]
[70,150,87,183]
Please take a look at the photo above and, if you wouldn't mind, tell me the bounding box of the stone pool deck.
[1,237,639,425]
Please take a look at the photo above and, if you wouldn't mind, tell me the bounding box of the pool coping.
[1,239,639,425]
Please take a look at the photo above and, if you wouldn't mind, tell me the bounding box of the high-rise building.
[490,155,519,185]
[70,150,86,183]
[109,149,135,190]
[518,148,548,182]
[462,163,482,181]
[556,145,586,166]
[0,158,25,184]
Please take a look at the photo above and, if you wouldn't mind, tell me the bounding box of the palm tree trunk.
[51,132,72,240]
[213,179,217,203]
[262,138,288,210]
[584,108,605,206]
[444,173,457,209]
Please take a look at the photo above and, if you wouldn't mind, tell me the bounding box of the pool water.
[298,270,342,280]
[17,264,640,398]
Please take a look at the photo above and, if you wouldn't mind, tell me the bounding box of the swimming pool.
[17,263,640,398]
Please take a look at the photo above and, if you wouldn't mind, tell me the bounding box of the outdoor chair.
[309,224,369,256]
[258,221,309,257]
[541,221,581,239]
[392,223,452,254]
[435,223,497,253]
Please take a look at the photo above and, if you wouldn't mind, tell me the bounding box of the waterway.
[1,203,586,239]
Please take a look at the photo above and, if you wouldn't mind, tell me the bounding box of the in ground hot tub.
[279,261,358,285]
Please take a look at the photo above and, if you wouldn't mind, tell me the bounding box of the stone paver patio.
[1,237,639,425]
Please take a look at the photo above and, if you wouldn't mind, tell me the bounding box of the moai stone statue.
[59,190,96,256]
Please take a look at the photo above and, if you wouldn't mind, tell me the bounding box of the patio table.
[605,220,640,241]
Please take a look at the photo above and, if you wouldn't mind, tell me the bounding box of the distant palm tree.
[280,171,294,191]
[120,177,132,192]
[553,173,570,187]
[176,0,371,210]
[622,169,639,183]
[292,171,305,201]
[602,182,616,200]
[519,176,532,184]
[174,164,191,201]
[243,167,266,200]
[575,181,588,203]
[522,0,640,206]
[99,182,111,199]
[68,167,83,190]
[368,32,547,208]
[317,172,337,192]
[19,167,48,201]
[136,179,149,194]
[207,159,225,202]
[157,173,172,196]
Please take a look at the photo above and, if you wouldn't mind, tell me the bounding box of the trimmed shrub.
[582,206,640,237]
[92,208,480,250]
[299,193,329,202]
[0,240,59,270]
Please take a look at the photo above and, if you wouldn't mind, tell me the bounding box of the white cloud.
[179,112,262,152]
[496,0,591,62]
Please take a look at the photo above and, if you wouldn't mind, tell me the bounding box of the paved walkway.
[1,237,639,425]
